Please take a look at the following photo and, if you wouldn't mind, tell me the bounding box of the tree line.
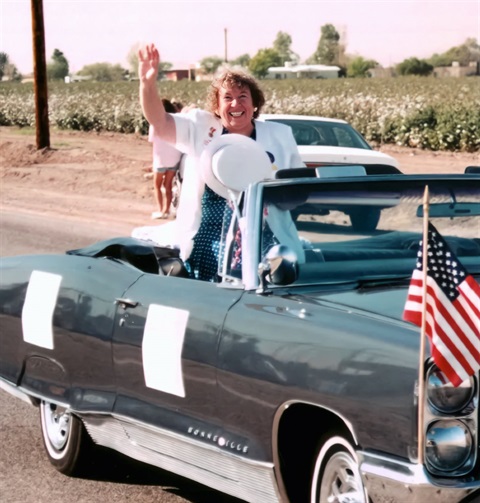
[1,24,479,83]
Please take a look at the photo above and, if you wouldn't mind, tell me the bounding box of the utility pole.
[31,0,50,149]
[224,28,228,63]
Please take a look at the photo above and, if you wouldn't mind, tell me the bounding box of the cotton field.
[0,76,478,152]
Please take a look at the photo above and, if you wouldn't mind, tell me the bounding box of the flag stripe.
[430,344,465,386]
[460,277,480,323]
[424,294,476,376]
[403,273,424,325]
[429,284,480,365]
[403,222,480,387]
[454,298,480,342]
[426,279,480,370]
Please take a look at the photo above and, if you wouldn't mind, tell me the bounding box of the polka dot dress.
[185,186,232,281]
[186,127,256,282]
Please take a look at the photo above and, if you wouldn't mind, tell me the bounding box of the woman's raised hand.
[138,44,160,84]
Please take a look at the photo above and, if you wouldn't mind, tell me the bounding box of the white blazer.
[172,110,305,260]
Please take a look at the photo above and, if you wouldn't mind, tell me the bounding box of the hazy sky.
[1,0,479,74]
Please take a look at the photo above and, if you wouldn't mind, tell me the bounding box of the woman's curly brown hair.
[206,71,265,119]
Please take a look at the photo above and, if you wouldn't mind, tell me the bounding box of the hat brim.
[200,134,273,199]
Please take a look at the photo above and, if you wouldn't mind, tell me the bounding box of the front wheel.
[310,436,368,503]
[40,400,91,476]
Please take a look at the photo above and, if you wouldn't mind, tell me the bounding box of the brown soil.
[1,126,479,232]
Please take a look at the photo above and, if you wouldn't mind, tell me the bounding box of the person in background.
[149,98,182,219]
[171,100,184,112]
[138,43,304,281]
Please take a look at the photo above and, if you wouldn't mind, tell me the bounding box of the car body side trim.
[82,414,282,503]
[0,378,38,406]
[0,379,281,501]
[3,379,478,503]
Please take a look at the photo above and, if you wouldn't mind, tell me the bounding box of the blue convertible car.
[0,151,479,503]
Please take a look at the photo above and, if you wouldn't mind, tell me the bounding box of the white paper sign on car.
[142,304,189,397]
[22,270,62,350]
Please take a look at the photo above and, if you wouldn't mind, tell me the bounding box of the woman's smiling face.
[216,84,255,136]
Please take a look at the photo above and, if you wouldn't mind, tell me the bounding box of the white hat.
[200,134,273,199]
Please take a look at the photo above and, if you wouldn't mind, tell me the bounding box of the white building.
[266,62,340,79]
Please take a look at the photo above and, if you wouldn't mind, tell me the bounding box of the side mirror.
[257,244,299,293]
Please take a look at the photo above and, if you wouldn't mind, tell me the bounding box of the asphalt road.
[0,210,243,503]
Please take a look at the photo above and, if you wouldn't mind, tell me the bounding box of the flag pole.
[417,185,429,465]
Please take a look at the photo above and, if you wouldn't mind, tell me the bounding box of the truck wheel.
[40,400,91,476]
[310,436,367,503]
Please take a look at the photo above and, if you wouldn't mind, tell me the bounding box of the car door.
[0,254,144,413]
[111,272,244,437]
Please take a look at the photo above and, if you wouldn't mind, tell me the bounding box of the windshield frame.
[238,174,480,291]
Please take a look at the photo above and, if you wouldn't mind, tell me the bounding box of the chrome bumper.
[360,451,480,503]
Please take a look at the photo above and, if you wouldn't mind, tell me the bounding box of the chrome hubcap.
[42,402,71,451]
[321,451,365,503]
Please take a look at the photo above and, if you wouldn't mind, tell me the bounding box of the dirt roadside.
[1,126,479,232]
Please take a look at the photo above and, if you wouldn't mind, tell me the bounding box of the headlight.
[425,420,473,472]
[426,366,475,414]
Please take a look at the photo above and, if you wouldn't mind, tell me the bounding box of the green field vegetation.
[1,77,478,152]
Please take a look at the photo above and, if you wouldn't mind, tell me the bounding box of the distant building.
[164,68,196,81]
[64,74,93,83]
[368,61,479,79]
[368,67,395,78]
[266,62,340,79]
[433,61,479,78]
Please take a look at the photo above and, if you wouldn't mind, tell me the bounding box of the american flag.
[403,222,480,386]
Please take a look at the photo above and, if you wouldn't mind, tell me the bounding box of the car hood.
[298,145,399,168]
[302,285,410,324]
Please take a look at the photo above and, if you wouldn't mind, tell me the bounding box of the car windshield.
[260,177,480,287]
[267,118,372,149]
